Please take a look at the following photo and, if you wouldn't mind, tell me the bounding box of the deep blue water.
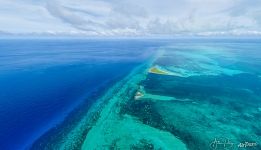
[0,39,160,150]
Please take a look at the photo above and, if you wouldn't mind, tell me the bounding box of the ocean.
[0,39,161,150]
[0,38,260,150]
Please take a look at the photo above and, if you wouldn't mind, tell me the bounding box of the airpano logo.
[210,138,258,150]
[238,141,258,148]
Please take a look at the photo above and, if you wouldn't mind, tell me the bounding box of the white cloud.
[0,0,260,36]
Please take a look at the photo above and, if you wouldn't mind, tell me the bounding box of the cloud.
[45,0,105,32]
[0,0,261,36]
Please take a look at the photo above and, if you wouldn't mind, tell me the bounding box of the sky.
[0,0,261,36]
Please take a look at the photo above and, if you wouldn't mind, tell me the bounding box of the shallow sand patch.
[135,86,193,102]
[82,114,187,150]
[149,66,169,75]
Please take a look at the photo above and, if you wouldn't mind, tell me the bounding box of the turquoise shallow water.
[130,40,261,150]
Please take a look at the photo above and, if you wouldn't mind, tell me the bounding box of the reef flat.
[82,65,187,149]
